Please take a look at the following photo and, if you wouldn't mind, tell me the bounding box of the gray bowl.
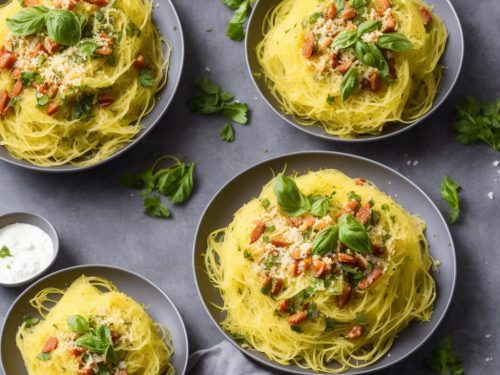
[0,264,189,375]
[0,0,185,172]
[246,0,464,142]
[0,212,59,288]
[193,151,456,374]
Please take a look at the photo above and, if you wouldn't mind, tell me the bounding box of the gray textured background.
[1,0,499,374]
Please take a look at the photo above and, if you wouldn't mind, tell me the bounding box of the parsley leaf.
[138,67,154,88]
[220,122,235,142]
[143,196,170,218]
[440,176,461,224]
[225,0,251,41]
[425,336,464,375]
[37,352,50,361]
[0,245,12,258]
[453,97,500,151]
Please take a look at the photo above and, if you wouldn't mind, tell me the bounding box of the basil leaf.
[36,95,49,107]
[67,315,89,334]
[310,196,330,217]
[312,225,339,256]
[104,345,118,365]
[274,173,311,216]
[139,67,155,87]
[340,67,358,102]
[23,316,40,327]
[155,164,186,196]
[167,163,195,204]
[226,0,251,41]
[78,40,98,58]
[74,94,95,120]
[440,176,460,224]
[338,214,372,253]
[354,41,389,76]
[220,122,235,142]
[377,33,413,52]
[0,245,12,258]
[332,30,358,50]
[75,334,107,354]
[37,352,50,361]
[357,20,380,36]
[6,6,49,36]
[143,196,171,218]
[46,9,81,46]
[352,0,370,9]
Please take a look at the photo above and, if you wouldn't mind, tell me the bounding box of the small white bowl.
[0,213,59,288]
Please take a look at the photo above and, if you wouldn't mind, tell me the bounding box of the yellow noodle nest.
[205,169,436,373]
[256,0,448,137]
[16,276,175,375]
[0,0,170,166]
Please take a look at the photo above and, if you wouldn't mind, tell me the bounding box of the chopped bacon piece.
[337,199,359,219]
[382,12,396,32]
[11,68,21,80]
[336,284,352,308]
[299,216,315,232]
[111,331,121,345]
[134,54,146,69]
[336,60,353,74]
[96,46,113,55]
[358,267,383,289]
[0,49,17,69]
[67,347,85,357]
[0,90,10,116]
[78,367,94,375]
[23,0,40,6]
[288,217,302,227]
[44,38,61,55]
[290,247,302,260]
[288,310,307,325]
[11,80,23,97]
[340,7,357,20]
[354,178,366,186]
[346,325,363,339]
[47,103,60,116]
[250,222,265,244]
[322,37,333,48]
[271,278,283,295]
[355,255,368,270]
[98,94,115,108]
[47,84,59,99]
[313,260,327,278]
[366,71,382,92]
[324,3,337,20]
[261,275,272,289]
[419,7,432,25]
[355,204,372,225]
[84,0,108,5]
[372,244,385,256]
[302,33,315,59]
[35,83,48,94]
[278,299,290,313]
[337,253,357,265]
[288,260,299,276]
[330,53,340,69]
[270,238,291,248]
[301,257,312,271]
[381,0,391,10]
[42,337,58,353]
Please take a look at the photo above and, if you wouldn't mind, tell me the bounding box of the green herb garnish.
[424,336,464,375]
[223,0,251,41]
[0,245,12,258]
[220,122,235,142]
[23,316,40,327]
[138,67,155,88]
[440,176,461,224]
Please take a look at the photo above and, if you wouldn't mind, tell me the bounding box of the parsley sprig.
[188,78,249,142]
[440,176,461,224]
[0,245,12,258]
[454,97,500,151]
[425,336,464,375]
[223,0,252,41]
[120,155,195,219]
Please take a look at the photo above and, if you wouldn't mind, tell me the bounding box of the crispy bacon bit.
[278,299,290,313]
[42,337,58,353]
[324,3,337,20]
[337,199,359,218]
[78,367,94,375]
[35,83,47,94]
[134,54,146,69]
[96,46,113,55]
[0,90,10,116]
[358,267,383,289]
[340,7,357,20]
[372,244,385,256]
[337,253,356,265]
[313,260,327,278]
[336,284,352,308]
[270,238,291,248]
[301,257,312,271]
[11,68,21,80]
[11,80,23,97]
[299,216,315,232]
[288,217,302,227]
[23,0,40,7]
[250,222,265,244]
[28,43,45,58]
[287,310,308,325]
[355,204,372,225]
[290,247,302,260]
[419,7,432,25]
[355,255,368,270]
[354,178,366,186]
[271,278,283,295]
[382,12,396,32]
[330,53,340,69]
[366,71,382,92]
[84,0,108,5]
[262,275,272,289]
[44,38,61,55]
[111,331,121,345]
[47,103,60,116]
[302,33,315,59]
[0,49,17,69]
[346,325,363,339]
[68,347,85,357]
[98,94,115,108]
[288,260,299,276]
[336,60,353,74]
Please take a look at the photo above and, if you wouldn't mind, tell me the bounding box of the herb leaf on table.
[424,336,464,375]
[144,196,171,218]
[440,176,461,224]
[223,0,252,41]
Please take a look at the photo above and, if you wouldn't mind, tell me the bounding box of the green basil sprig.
[377,33,413,52]
[6,6,82,46]
[338,214,372,253]
[310,196,330,217]
[274,173,311,216]
[67,315,89,334]
[312,225,339,256]
[76,325,118,365]
[332,30,358,50]
[340,67,358,102]
[357,20,380,36]
[354,41,389,76]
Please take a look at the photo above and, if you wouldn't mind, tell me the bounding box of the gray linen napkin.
[187,340,277,375]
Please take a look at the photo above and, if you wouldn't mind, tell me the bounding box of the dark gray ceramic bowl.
[246,0,464,142]
[0,212,59,288]
[0,0,184,172]
[0,265,189,375]
[193,151,456,374]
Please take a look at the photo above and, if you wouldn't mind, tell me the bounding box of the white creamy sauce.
[0,223,54,284]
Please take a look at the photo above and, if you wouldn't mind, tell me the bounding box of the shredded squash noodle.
[205,169,436,373]
[255,0,448,137]
[16,276,175,375]
[0,0,170,166]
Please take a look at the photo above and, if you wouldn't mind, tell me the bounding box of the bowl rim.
[0,212,59,288]
[192,150,457,374]
[245,0,465,143]
[0,0,185,173]
[0,263,190,375]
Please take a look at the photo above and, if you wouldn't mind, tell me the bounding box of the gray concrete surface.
[1,0,499,374]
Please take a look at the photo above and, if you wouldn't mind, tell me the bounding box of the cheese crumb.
[493,160,500,167]
[413,160,419,166]
[487,192,494,200]
[485,334,492,338]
